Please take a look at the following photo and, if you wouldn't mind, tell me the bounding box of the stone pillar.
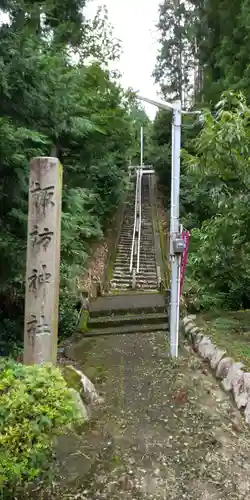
[23,157,63,365]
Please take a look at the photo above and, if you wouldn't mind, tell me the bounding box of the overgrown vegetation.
[0,0,144,356]
[149,0,250,312]
[195,310,250,370]
[0,359,78,498]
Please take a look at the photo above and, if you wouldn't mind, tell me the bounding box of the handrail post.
[136,168,142,273]
[129,169,139,273]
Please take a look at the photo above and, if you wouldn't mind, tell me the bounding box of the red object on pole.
[180,230,190,297]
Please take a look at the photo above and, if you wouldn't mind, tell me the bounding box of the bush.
[181,92,250,310]
[0,359,78,496]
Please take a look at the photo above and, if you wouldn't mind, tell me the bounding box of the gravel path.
[43,332,250,499]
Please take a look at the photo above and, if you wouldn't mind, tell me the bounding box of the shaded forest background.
[149,0,250,312]
[2,0,250,356]
[0,0,148,356]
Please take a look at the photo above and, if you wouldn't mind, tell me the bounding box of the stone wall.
[182,315,250,424]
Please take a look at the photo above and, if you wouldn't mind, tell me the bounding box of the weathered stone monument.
[23,157,63,365]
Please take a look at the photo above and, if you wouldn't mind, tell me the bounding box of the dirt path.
[46,332,250,499]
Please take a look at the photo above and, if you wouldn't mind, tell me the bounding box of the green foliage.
[154,0,250,311]
[183,92,250,309]
[154,0,195,102]
[0,1,136,353]
[58,264,80,340]
[147,109,172,194]
[128,102,151,164]
[0,359,78,496]
[154,0,250,106]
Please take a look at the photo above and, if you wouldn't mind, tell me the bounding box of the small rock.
[197,336,215,360]
[210,348,226,370]
[193,332,204,349]
[231,416,243,433]
[187,314,197,320]
[70,365,103,405]
[201,366,209,376]
[185,322,196,334]
[245,401,250,424]
[232,370,247,408]
[216,357,234,379]
[221,362,244,392]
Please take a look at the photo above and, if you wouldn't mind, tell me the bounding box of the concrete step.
[114,263,156,270]
[118,245,133,250]
[89,294,165,318]
[112,265,132,270]
[85,322,168,337]
[116,252,131,257]
[111,284,158,291]
[135,279,158,285]
[88,311,166,329]
[118,243,154,249]
[113,269,157,276]
[114,261,131,266]
[136,255,156,261]
[111,276,157,289]
[113,264,156,271]
[136,282,158,288]
[113,270,157,277]
[135,274,157,279]
[114,263,157,269]
[112,272,157,279]
[114,257,131,261]
[139,250,155,255]
[112,278,158,286]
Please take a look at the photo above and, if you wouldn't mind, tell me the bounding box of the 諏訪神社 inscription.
[23,157,62,365]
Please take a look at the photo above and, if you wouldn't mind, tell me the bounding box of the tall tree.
[0,0,134,354]
[154,0,197,106]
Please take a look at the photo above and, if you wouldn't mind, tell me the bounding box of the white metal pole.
[169,113,175,260]
[136,93,199,358]
[170,100,181,357]
[140,126,143,167]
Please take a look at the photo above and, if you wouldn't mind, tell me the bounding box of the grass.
[195,309,250,370]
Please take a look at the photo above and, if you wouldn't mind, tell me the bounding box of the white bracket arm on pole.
[137,94,176,112]
[137,94,202,116]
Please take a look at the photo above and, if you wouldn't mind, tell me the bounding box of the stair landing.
[89,292,165,315]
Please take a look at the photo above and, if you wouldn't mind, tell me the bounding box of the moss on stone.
[78,309,89,332]
[62,365,82,392]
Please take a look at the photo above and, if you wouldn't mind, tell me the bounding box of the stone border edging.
[182,315,250,424]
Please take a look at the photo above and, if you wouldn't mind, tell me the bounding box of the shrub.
[0,359,78,496]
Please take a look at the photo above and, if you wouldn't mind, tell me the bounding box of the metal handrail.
[129,169,139,273]
[136,169,142,273]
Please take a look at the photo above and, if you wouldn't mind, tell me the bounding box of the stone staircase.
[110,174,158,291]
[84,293,167,337]
[77,172,168,338]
